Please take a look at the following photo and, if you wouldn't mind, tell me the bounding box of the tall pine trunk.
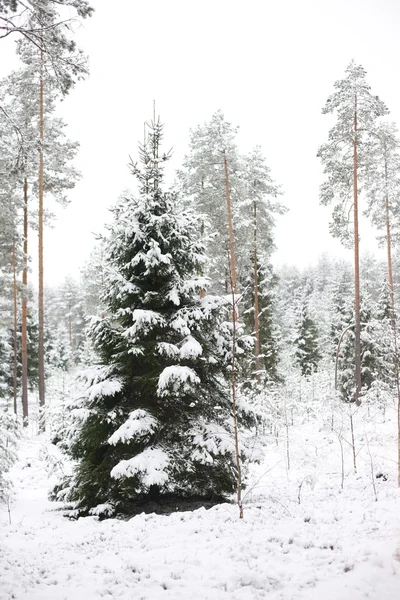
[353,97,362,406]
[21,177,29,425]
[383,155,400,487]
[223,153,237,296]
[223,152,243,519]
[253,199,261,378]
[12,238,18,416]
[38,44,45,428]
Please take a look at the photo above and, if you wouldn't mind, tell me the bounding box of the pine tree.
[66,120,244,516]
[318,60,389,404]
[0,62,80,422]
[178,111,242,293]
[15,1,88,418]
[0,1,93,44]
[239,147,285,380]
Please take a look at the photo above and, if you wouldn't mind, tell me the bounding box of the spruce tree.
[242,262,281,383]
[66,121,242,516]
[294,302,321,376]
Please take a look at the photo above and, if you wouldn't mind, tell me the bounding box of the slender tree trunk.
[38,44,46,428]
[21,177,29,424]
[68,314,72,347]
[12,238,18,416]
[223,152,237,297]
[224,152,242,518]
[383,155,400,487]
[230,270,243,519]
[353,97,362,406]
[199,219,205,299]
[253,200,261,378]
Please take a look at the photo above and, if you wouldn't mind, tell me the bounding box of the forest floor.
[1,400,400,599]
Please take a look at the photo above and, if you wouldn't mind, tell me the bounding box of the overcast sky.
[3,0,400,284]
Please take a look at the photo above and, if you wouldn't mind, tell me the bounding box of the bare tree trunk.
[21,177,29,425]
[224,152,242,519]
[223,152,237,296]
[12,238,18,416]
[68,314,72,347]
[383,156,400,487]
[230,283,243,519]
[253,200,261,379]
[353,97,362,406]
[199,219,205,299]
[38,45,45,429]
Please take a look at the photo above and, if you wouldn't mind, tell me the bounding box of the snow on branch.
[180,336,203,359]
[157,365,200,397]
[108,410,157,445]
[123,310,166,340]
[110,447,169,487]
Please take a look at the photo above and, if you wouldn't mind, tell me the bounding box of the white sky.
[3,0,400,284]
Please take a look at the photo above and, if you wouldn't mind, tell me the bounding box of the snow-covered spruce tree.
[66,121,246,516]
[294,301,321,377]
[242,262,281,383]
[336,288,384,403]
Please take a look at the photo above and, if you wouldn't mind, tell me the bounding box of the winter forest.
[1,1,400,599]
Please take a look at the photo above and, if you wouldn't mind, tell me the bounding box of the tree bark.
[21,177,29,424]
[230,265,243,519]
[253,199,261,378]
[199,219,205,299]
[38,44,45,428]
[223,152,242,518]
[12,238,18,416]
[353,97,362,406]
[383,154,400,487]
[223,152,237,297]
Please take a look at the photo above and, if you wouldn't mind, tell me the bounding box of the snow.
[1,402,400,599]
[157,365,200,396]
[167,288,180,306]
[123,309,166,340]
[156,342,180,358]
[110,447,169,486]
[87,378,123,401]
[180,336,203,359]
[108,410,157,445]
[190,420,233,463]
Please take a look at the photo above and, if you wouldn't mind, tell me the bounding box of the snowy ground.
[1,402,400,599]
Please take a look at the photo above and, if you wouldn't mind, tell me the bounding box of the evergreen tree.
[0,1,93,46]
[65,121,244,516]
[294,301,321,376]
[336,288,385,403]
[238,147,285,381]
[318,60,389,404]
[0,408,19,507]
[80,242,106,318]
[178,111,242,293]
[242,262,281,383]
